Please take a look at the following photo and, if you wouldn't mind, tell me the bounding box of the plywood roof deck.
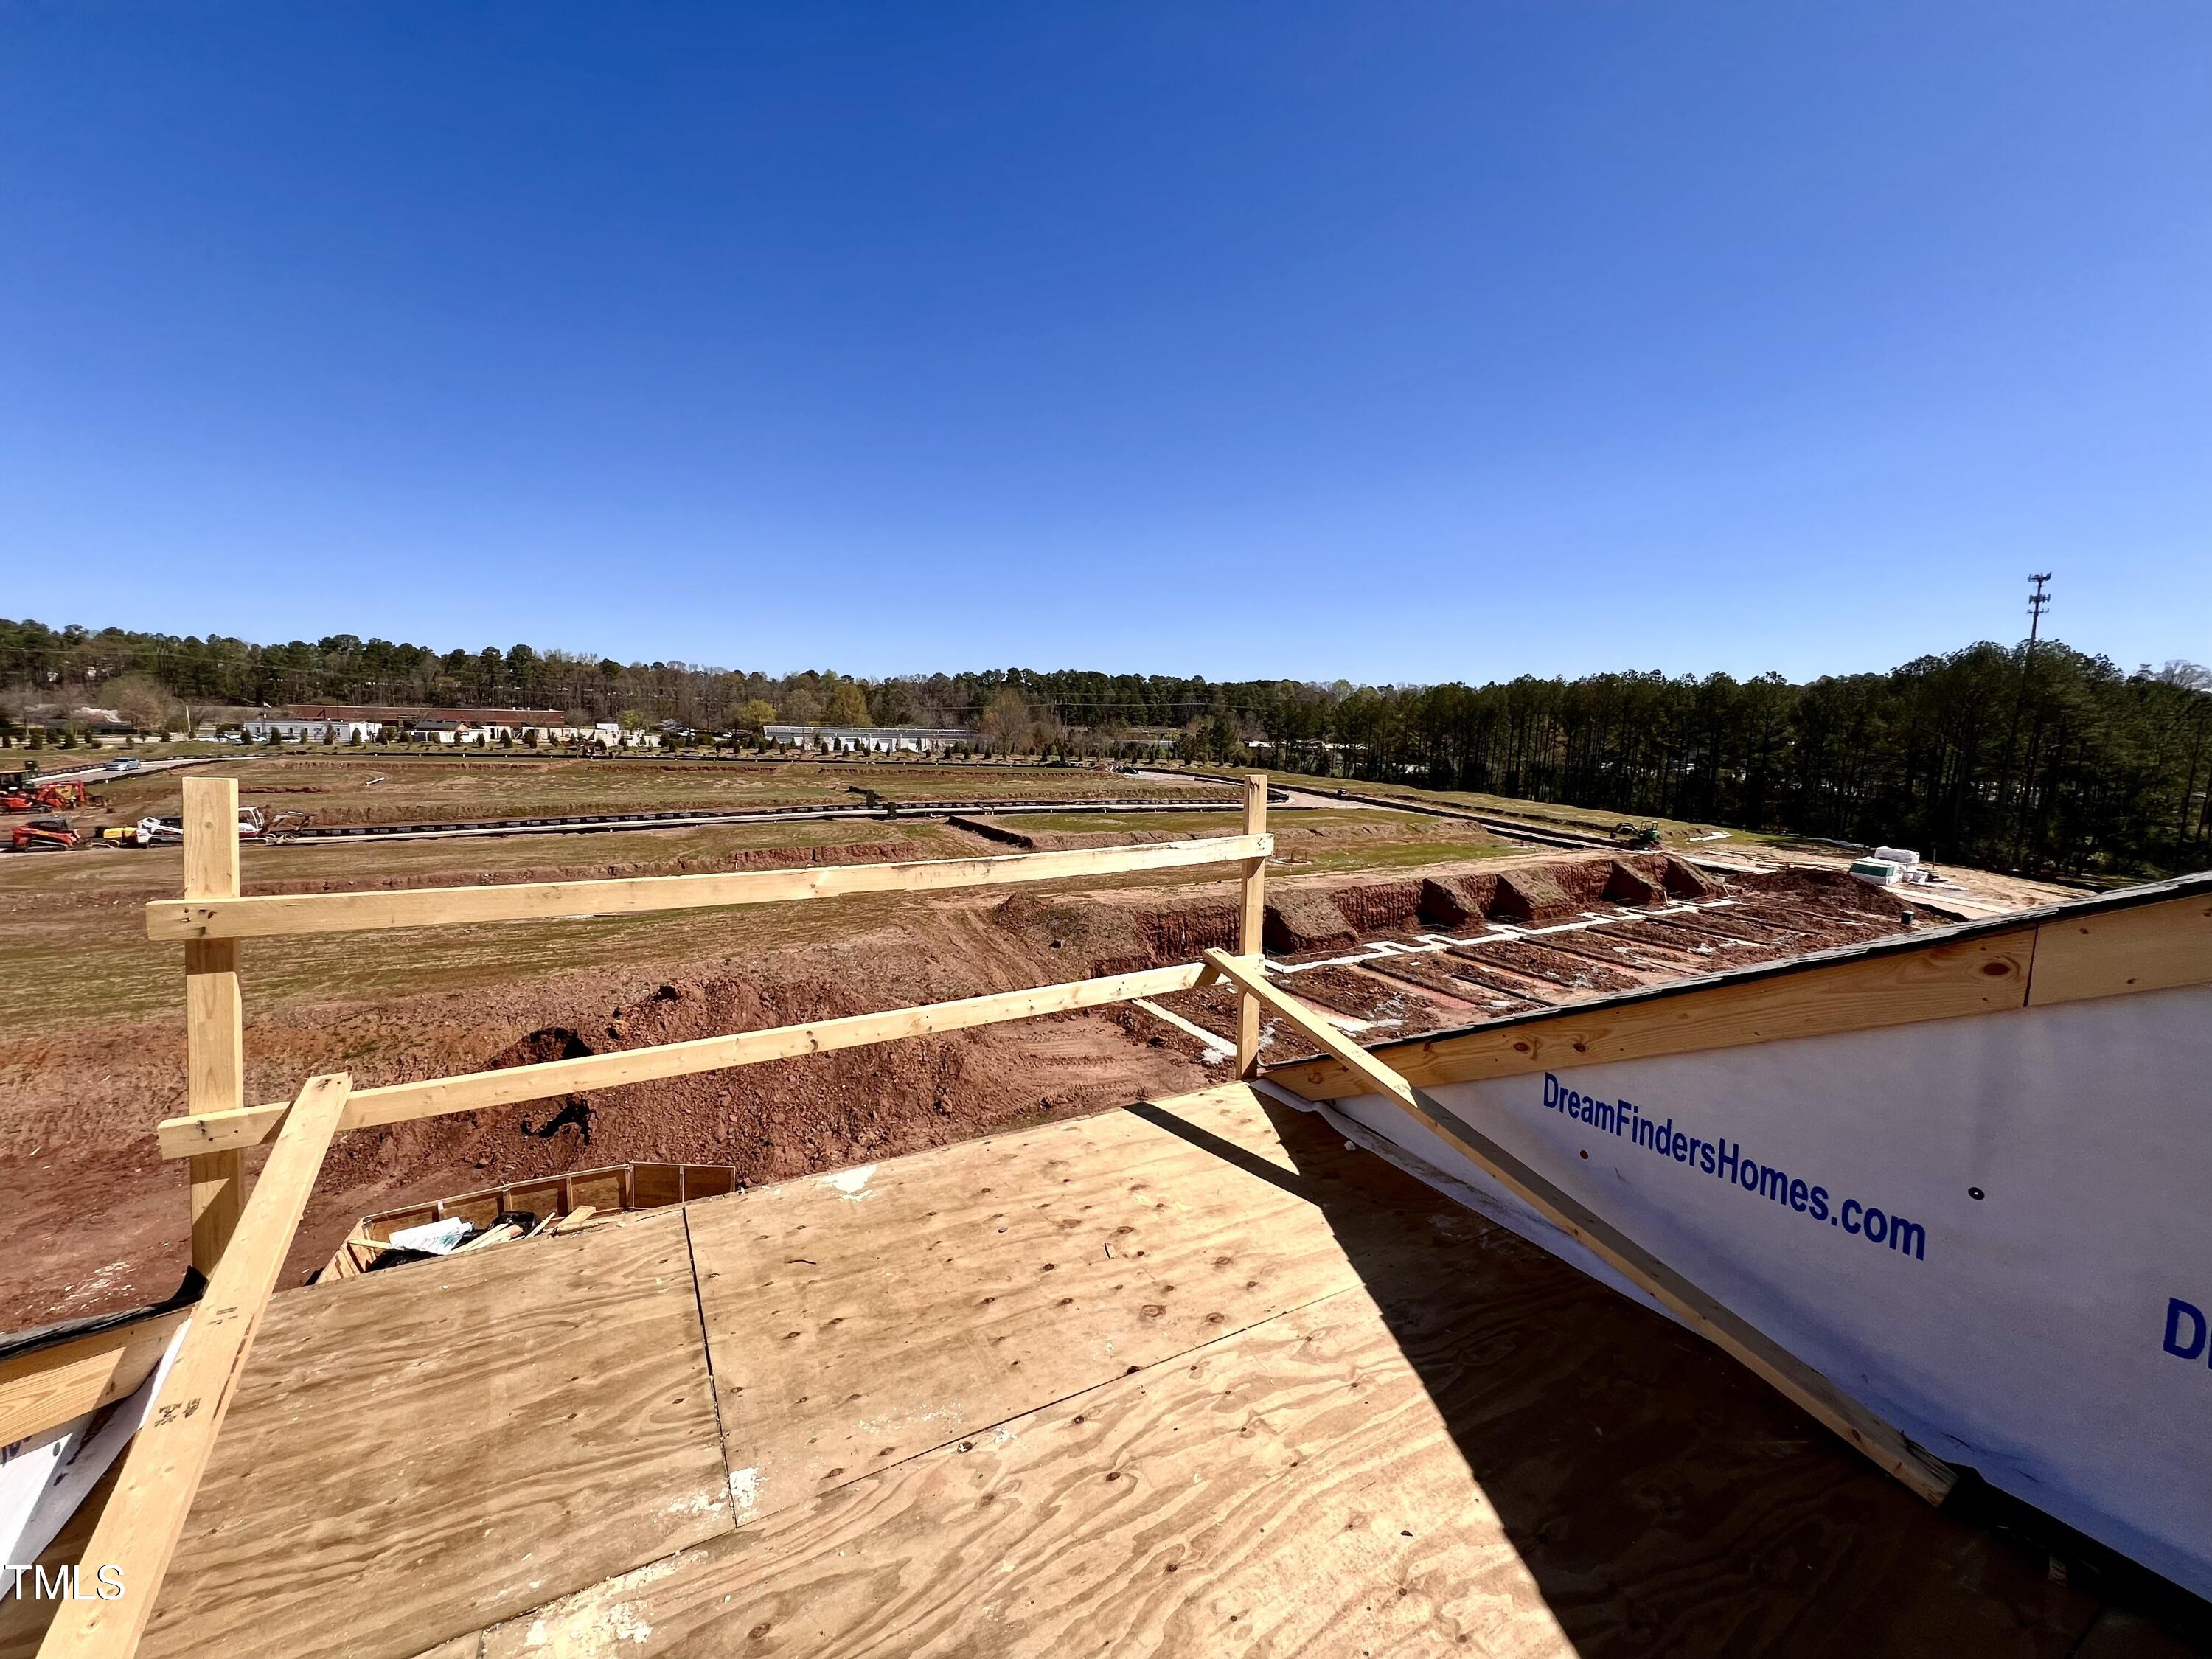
[1,1085,2163,1658]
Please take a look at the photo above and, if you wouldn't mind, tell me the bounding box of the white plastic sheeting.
[1315,984,2212,1598]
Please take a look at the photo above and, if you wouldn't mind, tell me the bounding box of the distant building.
[240,716,387,743]
[285,704,566,738]
[242,703,579,745]
[764,725,973,754]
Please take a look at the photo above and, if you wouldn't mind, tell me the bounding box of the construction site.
[1,755,2207,1657]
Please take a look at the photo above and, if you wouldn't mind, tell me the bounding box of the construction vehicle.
[10,816,81,852]
[133,805,299,846]
[1613,819,1663,848]
[1,778,91,813]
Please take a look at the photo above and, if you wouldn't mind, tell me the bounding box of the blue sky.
[3,4,2206,682]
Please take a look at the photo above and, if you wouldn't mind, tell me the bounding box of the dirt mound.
[1265,889,1357,953]
[1663,858,1726,900]
[1133,901,1240,961]
[1329,880,1424,934]
[1604,860,1664,905]
[1419,874,1489,926]
[990,892,1155,976]
[1733,866,1910,919]
[316,958,1209,1207]
[487,1026,598,1067]
[1489,869,1578,924]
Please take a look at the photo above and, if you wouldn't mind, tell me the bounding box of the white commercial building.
[764,725,973,754]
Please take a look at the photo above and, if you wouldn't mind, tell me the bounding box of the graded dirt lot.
[0,757,2076,1335]
[75,754,1238,832]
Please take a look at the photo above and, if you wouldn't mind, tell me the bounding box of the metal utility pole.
[2025,572,2052,659]
[2007,573,2053,866]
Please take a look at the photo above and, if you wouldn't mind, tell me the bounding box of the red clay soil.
[0,893,1220,1330]
[0,848,1930,1333]
[1488,869,1579,924]
[1135,983,1320,1067]
[1604,860,1666,905]
[1262,888,1357,953]
[1418,874,1486,927]
[1272,964,1459,1033]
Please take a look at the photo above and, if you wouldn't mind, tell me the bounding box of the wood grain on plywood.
[131,1210,731,1659]
[1270,927,2035,1102]
[484,1288,1575,1658]
[686,1083,1409,1528]
[479,1217,2096,1659]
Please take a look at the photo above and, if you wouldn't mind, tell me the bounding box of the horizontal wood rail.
[1207,949,1958,1505]
[145,832,1272,942]
[159,961,1214,1159]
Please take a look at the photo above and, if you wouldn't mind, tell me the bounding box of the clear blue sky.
[4,4,2206,683]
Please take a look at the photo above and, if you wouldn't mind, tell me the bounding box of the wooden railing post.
[1236,773,1268,1076]
[183,777,246,1273]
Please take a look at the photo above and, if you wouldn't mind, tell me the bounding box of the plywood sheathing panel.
[134,1210,731,1659]
[687,1083,1431,1528]
[478,1089,2100,1659]
[484,1290,1578,1658]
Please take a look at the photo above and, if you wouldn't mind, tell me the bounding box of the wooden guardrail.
[13,779,1276,1658]
[40,1074,353,1659]
[159,773,1273,1269]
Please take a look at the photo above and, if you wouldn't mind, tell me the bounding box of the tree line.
[1,617,2205,877]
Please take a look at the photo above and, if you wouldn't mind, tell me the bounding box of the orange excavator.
[1,777,91,813]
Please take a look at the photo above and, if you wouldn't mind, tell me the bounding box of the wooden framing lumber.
[181,779,246,1273]
[2026,886,2212,1006]
[37,1072,352,1659]
[1267,925,2037,1101]
[0,1310,192,1451]
[1234,773,1267,1076]
[1203,949,1958,1505]
[143,832,1273,943]
[157,961,1213,1159]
